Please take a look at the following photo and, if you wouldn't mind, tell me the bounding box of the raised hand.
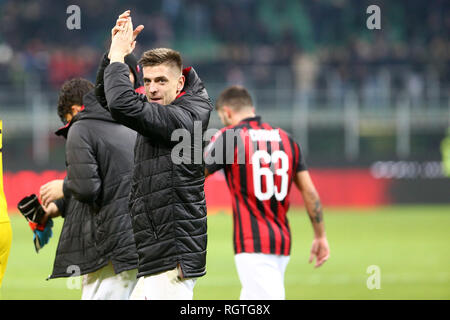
[109,10,144,61]
[111,10,144,42]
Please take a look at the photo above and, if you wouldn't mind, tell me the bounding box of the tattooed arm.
[294,171,330,268]
[294,171,326,236]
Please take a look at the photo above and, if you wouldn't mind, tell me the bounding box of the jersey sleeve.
[295,141,308,172]
[204,128,227,174]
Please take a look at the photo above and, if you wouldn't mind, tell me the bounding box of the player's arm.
[105,13,210,141]
[96,12,144,111]
[294,170,330,268]
[104,62,211,142]
[294,171,325,237]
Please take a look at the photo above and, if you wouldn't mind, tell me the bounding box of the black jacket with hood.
[48,89,138,279]
[103,62,213,278]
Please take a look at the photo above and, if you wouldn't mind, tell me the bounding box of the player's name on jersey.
[249,129,281,142]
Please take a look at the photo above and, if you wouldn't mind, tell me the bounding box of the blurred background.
[1,0,449,202]
[0,0,449,299]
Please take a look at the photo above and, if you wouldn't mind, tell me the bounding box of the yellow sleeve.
[0,120,9,223]
[441,136,450,178]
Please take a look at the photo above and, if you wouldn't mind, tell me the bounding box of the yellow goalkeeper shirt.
[442,134,450,177]
[0,120,9,223]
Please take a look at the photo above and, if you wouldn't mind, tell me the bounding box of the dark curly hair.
[57,78,94,123]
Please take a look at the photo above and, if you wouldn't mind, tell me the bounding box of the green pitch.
[1,205,449,300]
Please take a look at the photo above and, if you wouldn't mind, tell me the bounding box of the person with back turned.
[204,86,330,299]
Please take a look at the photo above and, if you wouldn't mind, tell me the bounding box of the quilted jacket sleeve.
[64,123,102,208]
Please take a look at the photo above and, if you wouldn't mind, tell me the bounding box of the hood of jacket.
[55,89,116,138]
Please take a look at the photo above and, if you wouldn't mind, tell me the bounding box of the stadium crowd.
[0,0,448,104]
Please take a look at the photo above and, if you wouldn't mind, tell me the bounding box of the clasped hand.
[109,10,144,63]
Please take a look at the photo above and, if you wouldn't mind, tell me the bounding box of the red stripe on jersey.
[230,131,254,253]
[293,137,300,172]
[240,126,265,253]
[209,126,230,145]
[248,121,273,254]
[261,122,284,255]
[225,167,242,253]
[278,129,295,255]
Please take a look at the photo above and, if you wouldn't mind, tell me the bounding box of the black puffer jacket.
[50,90,139,278]
[48,195,99,279]
[95,51,144,109]
[104,62,212,278]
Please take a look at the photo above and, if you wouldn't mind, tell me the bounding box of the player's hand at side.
[39,179,64,208]
[309,237,330,268]
[40,202,61,226]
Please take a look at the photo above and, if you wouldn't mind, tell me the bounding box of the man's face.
[143,63,185,105]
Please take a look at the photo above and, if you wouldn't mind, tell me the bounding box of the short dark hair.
[216,85,254,111]
[139,48,182,71]
[57,78,94,123]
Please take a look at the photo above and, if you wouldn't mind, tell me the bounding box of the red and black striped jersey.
[204,116,307,256]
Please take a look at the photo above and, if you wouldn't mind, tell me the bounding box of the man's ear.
[177,75,185,94]
[71,104,83,115]
[223,106,233,120]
